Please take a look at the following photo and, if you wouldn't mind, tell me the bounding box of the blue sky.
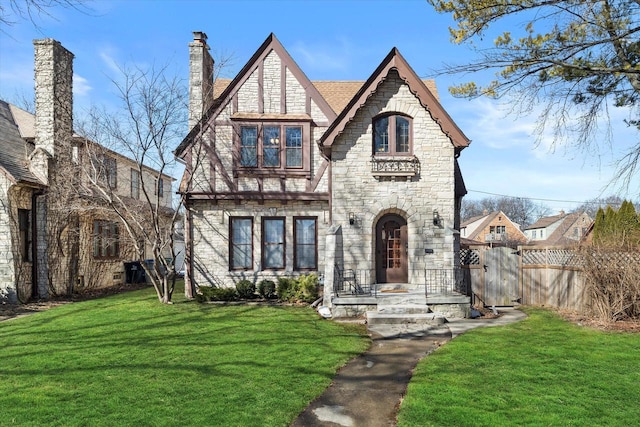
[1,0,637,212]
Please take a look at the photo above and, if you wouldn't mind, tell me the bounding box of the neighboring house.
[524,211,592,245]
[460,210,527,246]
[0,39,173,303]
[176,33,470,315]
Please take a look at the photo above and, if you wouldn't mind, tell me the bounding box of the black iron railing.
[333,265,376,297]
[425,268,470,297]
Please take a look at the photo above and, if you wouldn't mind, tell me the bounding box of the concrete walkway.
[291,308,527,427]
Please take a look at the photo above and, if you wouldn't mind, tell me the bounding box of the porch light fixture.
[349,212,355,225]
[433,209,441,227]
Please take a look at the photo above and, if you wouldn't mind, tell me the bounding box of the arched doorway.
[375,214,408,283]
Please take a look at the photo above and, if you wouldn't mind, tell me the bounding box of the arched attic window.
[373,113,412,156]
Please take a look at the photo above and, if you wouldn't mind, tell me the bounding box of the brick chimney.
[31,39,74,184]
[188,31,214,130]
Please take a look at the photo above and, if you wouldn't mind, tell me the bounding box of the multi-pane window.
[240,127,258,167]
[239,125,303,169]
[263,126,280,167]
[18,209,31,262]
[156,178,164,198]
[95,154,117,189]
[230,217,253,270]
[131,169,140,199]
[286,127,303,168]
[93,220,120,259]
[294,217,317,270]
[373,114,412,155]
[262,218,285,269]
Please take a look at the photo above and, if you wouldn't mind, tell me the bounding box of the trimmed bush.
[296,273,319,303]
[276,277,296,302]
[236,280,256,299]
[196,286,238,302]
[257,279,277,299]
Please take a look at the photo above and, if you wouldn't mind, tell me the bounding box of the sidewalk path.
[291,308,527,427]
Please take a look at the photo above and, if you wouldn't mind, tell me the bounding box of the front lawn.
[397,307,640,426]
[0,287,368,426]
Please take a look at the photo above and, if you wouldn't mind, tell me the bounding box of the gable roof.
[529,212,592,245]
[319,47,470,155]
[175,33,337,157]
[213,78,439,118]
[526,213,567,230]
[0,100,44,186]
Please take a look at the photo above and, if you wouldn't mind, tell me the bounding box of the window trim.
[229,217,254,271]
[93,220,120,259]
[156,177,164,198]
[294,217,317,271]
[372,113,413,156]
[131,169,140,200]
[18,209,31,262]
[234,122,311,175]
[261,217,286,270]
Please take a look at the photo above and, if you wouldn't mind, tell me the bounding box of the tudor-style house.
[0,39,173,303]
[177,32,471,318]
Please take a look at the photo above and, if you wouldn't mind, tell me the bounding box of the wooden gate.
[482,247,519,306]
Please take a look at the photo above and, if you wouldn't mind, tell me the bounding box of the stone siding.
[190,200,329,288]
[331,70,457,284]
[0,175,17,302]
[285,68,306,113]
[262,50,281,113]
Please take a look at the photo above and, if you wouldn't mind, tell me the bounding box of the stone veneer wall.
[0,174,17,302]
[190,200,329,288]
[330,70,457,286]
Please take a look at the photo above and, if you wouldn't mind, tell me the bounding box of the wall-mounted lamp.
[349,212,355,226]
[433,209,441,227]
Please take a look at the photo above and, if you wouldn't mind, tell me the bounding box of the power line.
[467,189,624,206]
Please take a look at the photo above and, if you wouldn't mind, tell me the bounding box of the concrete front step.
[366,311,446,325]
[377,304,430,315]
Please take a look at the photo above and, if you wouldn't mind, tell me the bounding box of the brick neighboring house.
[176,33,471,316]
[0,39,173,303]
[524,211,592,245]
[460,210,527,246]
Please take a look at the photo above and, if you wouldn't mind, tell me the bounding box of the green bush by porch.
[0,287,368,426]
[397,307,640,426]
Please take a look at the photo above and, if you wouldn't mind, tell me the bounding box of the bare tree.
[77,63,187,304]
[462,196,551,229]
[1,0,90,29]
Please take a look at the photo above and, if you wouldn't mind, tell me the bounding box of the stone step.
[366,311,446,326]
[376,294,427,305]
[376,304,430,315]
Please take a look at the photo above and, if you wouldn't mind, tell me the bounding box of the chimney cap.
[193,31,208,43]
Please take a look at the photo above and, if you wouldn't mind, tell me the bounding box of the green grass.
[0,287,369,426]
[397,307,640,427]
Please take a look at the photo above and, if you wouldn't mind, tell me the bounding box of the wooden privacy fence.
[460,245,586,310]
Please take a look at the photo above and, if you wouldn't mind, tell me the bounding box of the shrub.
[196,286,238,302]
[276,277,296,301]
[257,279,277,299]
[296,273,319,303]
[236,280,256,299]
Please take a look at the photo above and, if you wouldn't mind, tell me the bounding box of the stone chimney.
[31,39,74,184]
[188,31,214,130]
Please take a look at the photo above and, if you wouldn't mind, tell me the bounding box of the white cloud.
[99,47,122,75]
[73,74,92,96]
[291,37,354,74]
